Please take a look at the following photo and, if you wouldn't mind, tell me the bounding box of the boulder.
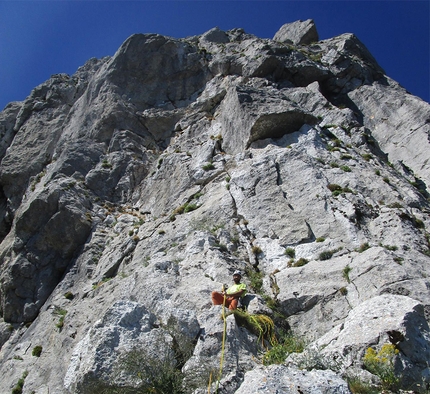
[235,364,350,393]
[273,19,319,45]
[288,295,430,391]
[200,27,230,44]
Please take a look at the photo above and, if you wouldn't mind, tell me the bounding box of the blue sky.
[0,1,429,110]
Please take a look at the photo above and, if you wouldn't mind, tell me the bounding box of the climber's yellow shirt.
[226,283,246,297]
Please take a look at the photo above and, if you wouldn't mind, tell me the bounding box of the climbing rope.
[207,372,212,394]
[214,286,227,394]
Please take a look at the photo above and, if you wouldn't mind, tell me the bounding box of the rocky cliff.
[0,19,429,393]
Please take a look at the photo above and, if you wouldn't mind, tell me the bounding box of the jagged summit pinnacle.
[0,20,429,393]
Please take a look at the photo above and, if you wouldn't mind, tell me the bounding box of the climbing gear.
[207,371,212,394]
[215,284,228,394]
[233,270,242,277]
[232,309,277,347]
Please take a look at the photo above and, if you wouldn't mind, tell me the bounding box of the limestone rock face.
[0,20,429,393]
[349,81,430,187]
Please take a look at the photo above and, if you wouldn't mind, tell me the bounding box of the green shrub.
[11,371,28,394]
[184,203,198,213]
[202,162,215,171]
[293,258,309,267]
[134,218,144,227]
[307,52,322,62]
[287,258,309,268]
[382,244,398,251]
[319,250,335,260]
[32,345,43,357]
[263,344,290,365]
[361,153,373,161]
[423,249,430,257]
[342,265,352,283]
[346,375,379,394]
[284,247,295,258]
[262,294,277,310]
[316,237,325,242]
[102,159,112,169]
[340,165,351,172]
[171,202,199,220]
[64,291,74,300]
[295,346,336,371]
[246,269,264,293]
[356,243,370,253]
[263,332,305,365]
[328,183,351,196]
[327,183,342,192]
[214,243,228,252]
[53,307,68,331]
[251,245,263,255]
[414,217,425,229]
[387,202,403,209]
[393,257,404,265]
[173,205,185,216]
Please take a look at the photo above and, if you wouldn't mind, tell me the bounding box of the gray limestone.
[0,20,429,393]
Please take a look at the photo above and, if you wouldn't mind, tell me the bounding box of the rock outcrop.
[273,19,319,45]
[0,20,429,393]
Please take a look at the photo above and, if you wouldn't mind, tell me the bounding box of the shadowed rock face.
[0,20,429,393]
[105,33,212,111]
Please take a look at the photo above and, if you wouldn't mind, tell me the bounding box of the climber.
[211,270,247,310]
